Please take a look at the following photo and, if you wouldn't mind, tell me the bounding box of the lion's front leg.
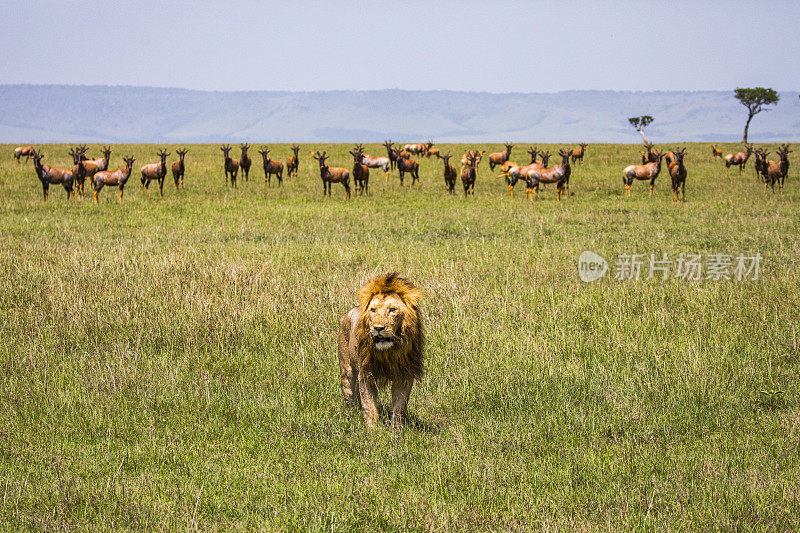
[338,310,358,405]
[358,372,380,428]
[390,378,413,428]
[340,363,358,406]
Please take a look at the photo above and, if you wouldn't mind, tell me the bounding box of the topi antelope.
[664,149,678,167]
[171,147,188,189]
[724,144,753,177]
[93,156,136,203]
[14,145,35,164]
[488,142,513,171]
[728,144,755,176]
[461,149,485,167]
[240,143,252,181]
[498,160,518,175]
[527,148,571,201]
[220,145,239,187]
[460,152,478,197]
[623,150,664,197]
[403,142,428,156]
[555,151,575,196]
[711,144,723,159]
[506,164,532,199]
[140,148,170,197]
[763,144,791,194]
[383,140,398,171]
[526,146,540,164]
[503,147,543,193]
[258,147,284,187]
[423,140,435,157]
[538,151,552,168]
[353,145,390,180]
[69,147,88,197]
[439,152,457,194]
[75,143,93,162]
[396,150,420,186]
[753,148,769,184]
[91,145,113,172]
[571,143,588,164]
[72,145,108,198]
[32,150,75,201]
[668,147,687,202]
[349,145,370,196]
[286,145,301,178]
[311,151,350,199]
[640,143,657,164]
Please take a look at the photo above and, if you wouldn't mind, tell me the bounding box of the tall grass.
[1,141,798,530]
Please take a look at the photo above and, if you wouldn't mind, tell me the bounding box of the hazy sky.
[3,0,798,93]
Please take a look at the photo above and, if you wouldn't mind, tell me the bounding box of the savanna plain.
[1,142,798,531]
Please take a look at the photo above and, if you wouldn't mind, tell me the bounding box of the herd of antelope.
[625,143,685,200]
[18,144,192,202]
[712,142,792,193]
[12,139,792,202]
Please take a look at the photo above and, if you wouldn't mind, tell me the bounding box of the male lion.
[337,272,425,428]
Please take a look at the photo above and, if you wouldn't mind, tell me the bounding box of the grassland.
[1,141,798,531]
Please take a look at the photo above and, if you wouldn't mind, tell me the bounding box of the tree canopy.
[734,87,779,143]
[628,115,654,143]
[734,87,779,113]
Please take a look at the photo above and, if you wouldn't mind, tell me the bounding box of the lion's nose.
[373,325,385,332]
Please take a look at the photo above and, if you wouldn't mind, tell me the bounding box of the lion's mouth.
[372,334,396,350]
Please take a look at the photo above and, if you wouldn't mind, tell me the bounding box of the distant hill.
[1,85,797,143]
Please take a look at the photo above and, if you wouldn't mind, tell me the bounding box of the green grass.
[1,141,799,531]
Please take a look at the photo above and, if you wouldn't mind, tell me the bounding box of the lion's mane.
[355,272,425,386]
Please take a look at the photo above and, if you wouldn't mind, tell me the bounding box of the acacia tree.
[734,87,779,143]
[628,115,654,144]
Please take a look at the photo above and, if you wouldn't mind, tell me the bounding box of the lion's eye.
[370,307,376,313]
[389,307,397,313]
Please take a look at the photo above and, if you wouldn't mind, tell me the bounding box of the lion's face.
[366,293,406,351]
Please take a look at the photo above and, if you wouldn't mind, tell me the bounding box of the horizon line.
[2,83,798,97]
